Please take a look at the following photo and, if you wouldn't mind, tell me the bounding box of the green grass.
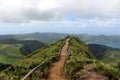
[1,37,120,80]
[88,44,120,66]
[64,37,120,80]
[0,44,23,64]
[0,44,22,57]
[0,54,18,64]
[0,38,65,80]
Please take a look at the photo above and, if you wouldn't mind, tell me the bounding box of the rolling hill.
[0,32,120,49]
[0,44,22,64]
[88,44,120,66]
[0,37,119,80]
[0,39,46,64]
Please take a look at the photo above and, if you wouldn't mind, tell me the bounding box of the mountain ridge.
[0,32,120,48]
[0,37,120,80]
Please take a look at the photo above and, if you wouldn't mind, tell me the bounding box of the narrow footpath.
[47,38,70,80]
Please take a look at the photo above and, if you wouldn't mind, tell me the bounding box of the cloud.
[0,0,120,23]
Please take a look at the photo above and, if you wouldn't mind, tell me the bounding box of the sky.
[0,0,120,35]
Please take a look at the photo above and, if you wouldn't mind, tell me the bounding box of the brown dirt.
[47,38,70,80]
[79,64,109,80]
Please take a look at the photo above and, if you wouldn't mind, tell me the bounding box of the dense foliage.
[0,38,65,80]
[0,63,11,72]
[64,37,120,80]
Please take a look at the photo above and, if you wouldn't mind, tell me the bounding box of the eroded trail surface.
[47,38,70,80]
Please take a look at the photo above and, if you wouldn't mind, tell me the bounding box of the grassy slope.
[0,37,120,80]
[64,37,120,80]
[88,44,120,66]
[0,44,22,64]
[0,54,18,64]
[0,38,65,80]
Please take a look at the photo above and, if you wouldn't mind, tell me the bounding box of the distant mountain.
[0,37,120,80]
[88,44,120,66]
[77,34,120,49]
[0,33,120,48]
[0,39,46,64]
[0,32,67,44]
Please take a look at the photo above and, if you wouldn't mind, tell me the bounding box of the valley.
[0,37,120,80]
[0,39,46,64]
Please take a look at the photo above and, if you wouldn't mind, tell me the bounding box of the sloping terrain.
[0,44,22,64]
[1,33,120,48]
[64,37,120,80]
[88,44,120,66]
[0,63,10,72]
[0,39,46,64]
[0,37,120,80]
[0,38,65,80]
[47,38,70,80]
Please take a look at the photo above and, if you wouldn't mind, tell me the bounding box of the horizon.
[0,0,120,35]
[0,32,120,36]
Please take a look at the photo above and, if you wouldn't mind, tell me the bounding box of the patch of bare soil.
[76,64,109,80]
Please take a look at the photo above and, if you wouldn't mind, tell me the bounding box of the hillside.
[0,33,120,49]
[0,37,120,80]
[88,44,120,66]
[0,44,22,64]
[0,33,67,44]
[0,63,10,72]
[0,39,46,64]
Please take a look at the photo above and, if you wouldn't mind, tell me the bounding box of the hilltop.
[0,37,120,80]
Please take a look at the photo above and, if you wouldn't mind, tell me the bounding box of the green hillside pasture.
[0,44,23,64]
[0,38,65,80]
[0,44,22,57]
[0,54,18,64]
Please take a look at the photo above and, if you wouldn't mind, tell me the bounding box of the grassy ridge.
[0,38,65,80]
[64,37,120,80]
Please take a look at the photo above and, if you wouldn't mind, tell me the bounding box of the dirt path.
[79,64,109,80]
[47,38,70,80]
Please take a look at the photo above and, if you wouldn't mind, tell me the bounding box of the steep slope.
[47,38,70,80]
[64,37,120,80]
[0,38,65,80]
[88,44,120,66]
[0,63,10,72]
[0,37,120,80]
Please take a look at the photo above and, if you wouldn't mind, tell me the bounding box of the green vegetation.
[0,63,10,72]
[0,44,22,64]
[0,54,18,64]
[1,33,120,48]
[0,39,46,64]
[88,44,120,66]
[64,37,120,80]
[0,38,65,80]
[0,44,22,56]
[0,37,120,80]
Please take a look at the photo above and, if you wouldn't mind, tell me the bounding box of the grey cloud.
[0,0,120,23]
[23,9,57,21]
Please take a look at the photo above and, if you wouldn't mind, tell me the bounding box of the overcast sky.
[0,0,120,35]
